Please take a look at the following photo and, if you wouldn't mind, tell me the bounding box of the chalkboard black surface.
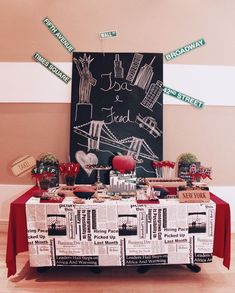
[70,52,163,184]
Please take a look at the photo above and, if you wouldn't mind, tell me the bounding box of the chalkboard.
[70,52,163,184]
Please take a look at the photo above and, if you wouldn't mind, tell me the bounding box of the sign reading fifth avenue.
[43,17,75,53]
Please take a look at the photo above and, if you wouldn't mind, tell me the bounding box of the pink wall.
[0,0,235,185]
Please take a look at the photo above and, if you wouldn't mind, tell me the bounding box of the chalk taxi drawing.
[135,114,162,138]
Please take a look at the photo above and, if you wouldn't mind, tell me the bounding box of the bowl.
[73,186,96,199]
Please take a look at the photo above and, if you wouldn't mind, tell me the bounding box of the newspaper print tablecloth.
[26,197,216,267]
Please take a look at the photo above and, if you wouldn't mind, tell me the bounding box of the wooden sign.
[11,155,36,177]
[178,189,210,203]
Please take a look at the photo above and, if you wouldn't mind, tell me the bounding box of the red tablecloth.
[6,187,231,277]
[210,193,231,269]
[6,187,37,277]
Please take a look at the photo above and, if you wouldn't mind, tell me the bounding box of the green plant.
[38,152,59,165]
[178,153,198,165]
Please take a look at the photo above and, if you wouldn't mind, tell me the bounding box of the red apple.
[112,155,136,174]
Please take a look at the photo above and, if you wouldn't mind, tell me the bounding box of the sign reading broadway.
[165,38,206,61]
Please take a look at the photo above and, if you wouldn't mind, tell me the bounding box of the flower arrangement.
[59,163,80,176]
[178,153,198,165]
[189,165,212,181]
[35,152,59,187]
[152,161,175,179]
[59,163,80,185]
[31,165,58,190]
[38,152,59,165]
[177,153,200,183]
[31,165,58,179]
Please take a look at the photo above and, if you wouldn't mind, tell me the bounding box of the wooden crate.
[145,178,187,188]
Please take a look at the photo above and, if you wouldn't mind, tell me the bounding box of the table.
[6,187,231,277]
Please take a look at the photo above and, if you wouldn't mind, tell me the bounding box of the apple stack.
[110,155,137,193]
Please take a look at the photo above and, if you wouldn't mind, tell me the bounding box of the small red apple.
[112,155,136,174]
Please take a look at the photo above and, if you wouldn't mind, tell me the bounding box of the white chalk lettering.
[100,72,133,92]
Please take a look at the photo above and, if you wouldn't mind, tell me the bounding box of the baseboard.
[232,222,235,234]
[0,184,32,225]
[210,186,235,232]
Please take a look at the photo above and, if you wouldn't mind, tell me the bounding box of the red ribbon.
[190,172,212,181]
[31,172,55,179]
[152,161,175,168]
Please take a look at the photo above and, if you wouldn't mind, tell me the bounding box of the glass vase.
[65,175,76,186]
[38,177,51,198]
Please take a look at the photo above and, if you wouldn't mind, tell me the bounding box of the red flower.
[59,163,80,176]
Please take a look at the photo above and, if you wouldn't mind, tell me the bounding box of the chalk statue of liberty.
[73,53,97,104]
